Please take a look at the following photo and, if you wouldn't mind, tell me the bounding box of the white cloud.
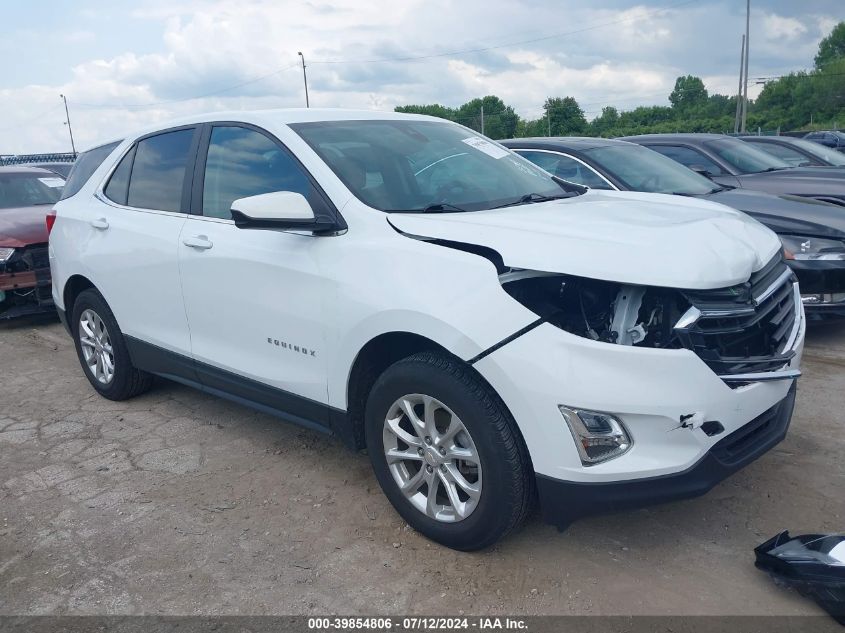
[0,0,841,153]
[762,14,808,41]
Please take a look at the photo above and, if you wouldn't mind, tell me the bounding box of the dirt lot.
[1,316,843,617]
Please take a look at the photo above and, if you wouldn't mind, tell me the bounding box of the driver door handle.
[182,235,213,250]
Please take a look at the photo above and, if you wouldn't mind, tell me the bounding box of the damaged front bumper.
[537,384,796,527]
[472,296,804,528]
[0,245,55,319]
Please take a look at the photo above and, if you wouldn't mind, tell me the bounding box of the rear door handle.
[182,235,213,250]
[91,218,109,230]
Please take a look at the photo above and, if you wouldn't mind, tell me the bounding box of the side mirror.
[688,164,713,178]
[230,191,336,232]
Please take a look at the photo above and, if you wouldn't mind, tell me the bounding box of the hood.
[387,190,781,290]
[772,166,845,178]
[0,205,51,248]
[736,170,845,197]
[706,188,845,239]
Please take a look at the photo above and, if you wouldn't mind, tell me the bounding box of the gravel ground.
[0,315,843,616]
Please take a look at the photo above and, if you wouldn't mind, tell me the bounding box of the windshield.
[582,144,717,195]
[788,138,845,166]
[291,120,570,212]
[0,172,64,209]
[704,138,790,174]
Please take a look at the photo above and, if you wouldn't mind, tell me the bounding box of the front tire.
[365,351,534,550]
[71,289,153,401]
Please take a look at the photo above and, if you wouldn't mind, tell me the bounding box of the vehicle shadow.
[0,311,60,331]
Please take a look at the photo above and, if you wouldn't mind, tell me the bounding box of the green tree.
[394,104,455,120]
[544,97,587,135]
[669,75,708,112]
[589,106,619,136]
[815,21,845,69]
[454,95,519,139]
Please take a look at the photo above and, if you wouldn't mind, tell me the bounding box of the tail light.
[46,210,57,236]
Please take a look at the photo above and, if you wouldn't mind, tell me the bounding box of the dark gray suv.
[621,133,845,206]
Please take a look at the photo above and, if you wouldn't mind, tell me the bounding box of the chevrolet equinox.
[49,110,805,550]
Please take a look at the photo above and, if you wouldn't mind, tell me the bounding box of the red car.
[0,166,64,318]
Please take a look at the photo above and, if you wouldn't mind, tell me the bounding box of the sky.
[1,0,842,153]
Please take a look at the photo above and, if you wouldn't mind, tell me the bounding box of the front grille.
[675,255,799,377]
[711,384,795,467]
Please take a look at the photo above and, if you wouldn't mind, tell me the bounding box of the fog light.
[558,406,633,465]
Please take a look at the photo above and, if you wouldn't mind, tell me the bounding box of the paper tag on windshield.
[461,137,509,159]
[38,177,65,188]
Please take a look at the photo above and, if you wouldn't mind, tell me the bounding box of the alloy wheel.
[382,393,482,522]
[78,308,115,385]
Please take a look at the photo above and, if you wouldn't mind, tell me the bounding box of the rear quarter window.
[59,141,121,200]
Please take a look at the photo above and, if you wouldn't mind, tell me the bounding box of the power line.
[75,63,301,110]
[309,0,697,65]
[35,0,697,114]
[753,70,845,82]
[0,103,62,133]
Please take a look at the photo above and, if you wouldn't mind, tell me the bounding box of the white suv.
[49,110,804,550]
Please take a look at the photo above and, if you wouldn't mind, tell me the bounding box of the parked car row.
[614,133,845,204]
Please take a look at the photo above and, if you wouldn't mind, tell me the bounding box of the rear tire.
[71,289,153,401]
[365,351,534,550]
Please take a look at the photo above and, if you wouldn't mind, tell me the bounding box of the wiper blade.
[492,192,572,209]
[552,175,588,194]
[385,202,468,213]
[421,202,467,213]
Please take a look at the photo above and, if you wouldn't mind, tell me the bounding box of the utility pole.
[297,52,310,108]
[547,112,551,137]
[734,34,745,134]
[480,104,485,135]
[60,94,76,156]
[740,0,750,133]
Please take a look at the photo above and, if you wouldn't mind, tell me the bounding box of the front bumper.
[789,259,845,319]
[0,245,54,319]
[0,271,54,319]
[536,383,796,527]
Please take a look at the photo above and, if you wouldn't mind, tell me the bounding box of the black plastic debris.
[755,531,845,625]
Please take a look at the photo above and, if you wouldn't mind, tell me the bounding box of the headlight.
[0,247,15,263]
[781,235,845,261]
[558,405,633,465]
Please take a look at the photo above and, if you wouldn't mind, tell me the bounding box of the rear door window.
[127,129,195,212]
[59,141,121,200]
